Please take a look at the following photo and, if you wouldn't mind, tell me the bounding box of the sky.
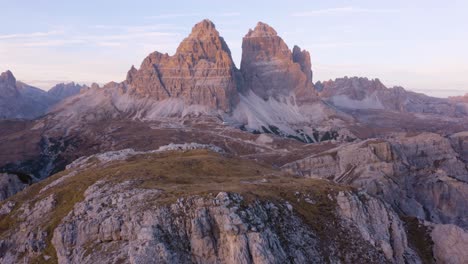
[0,0,467,98]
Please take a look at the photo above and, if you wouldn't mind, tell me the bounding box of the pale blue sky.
[0,0,467,97]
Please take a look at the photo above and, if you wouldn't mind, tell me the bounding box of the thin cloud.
[217,12,241,17]
[310,41,382,49]
[96,42,123,47]
[90,24,182,32]
[292,7,399,17]
[144,13,200,19]
[0,30,64,40]
[21,39,85,47]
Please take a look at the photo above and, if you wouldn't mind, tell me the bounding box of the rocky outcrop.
[283,133,468,229]
[47,82,86,100]
[0,70,18,97]
[50,186,416,264]
[430,223,468,264]
[126,19,240,113]
[0,150,422,263]
[317,77,468,117]
[0,173,28,201]
[240,22,316,103]
[450,131,468,162]
[336,191,418,263]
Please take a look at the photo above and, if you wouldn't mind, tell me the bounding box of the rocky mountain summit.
[240,22,316,103]
[126,19,240,113]
[47,19,343,141]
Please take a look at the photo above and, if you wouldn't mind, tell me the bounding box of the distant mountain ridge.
[0,70,87,119]
[48,82,87,100]
[316,76,468,117]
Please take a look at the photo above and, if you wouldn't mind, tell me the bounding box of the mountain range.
[0,19,467,263]
[0,70,87,119]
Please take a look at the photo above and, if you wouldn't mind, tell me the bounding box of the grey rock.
[0,173,28,201]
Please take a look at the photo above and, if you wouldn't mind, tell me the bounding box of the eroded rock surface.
[317,77,468,117]
[240,22,316,103]
[0,150,421,263]
[51,185,415,264]
[283,132,468,229]
[0,173,28,201]
[126,19,240,112]
[430,223,468,264]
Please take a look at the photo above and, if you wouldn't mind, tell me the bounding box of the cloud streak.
[144,13,200,19]
[0,30,64,40]
[292,7,399,17]
[217,12,241,17]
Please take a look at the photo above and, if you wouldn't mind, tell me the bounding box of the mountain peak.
[176,19,231,56]
[241,23,316,102]
[191,19,216,33]
[0,70,16,85]
[246,22,278,38]
[126,19,239,112]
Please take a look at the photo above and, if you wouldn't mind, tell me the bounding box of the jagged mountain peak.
[245,21,278,38]
[292,45,313,83]
[176,19,232,60]
[48,82,86,100]
[0,70,16,85]
[240,22,316,102]
[190,19,216,34]
[125,19,239,112]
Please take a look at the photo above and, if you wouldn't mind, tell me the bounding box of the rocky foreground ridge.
[1,145,467,263]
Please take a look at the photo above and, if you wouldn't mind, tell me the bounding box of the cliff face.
[0,148,423,264]
[317,77,468,117]
[126,19,240,113]
[283,132,468,229]
[47,82,86,100]
[240,22,316,103]
[0,173,27,201]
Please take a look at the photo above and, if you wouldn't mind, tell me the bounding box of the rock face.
[317,77,468,117]
[240,22,316,103]
[0,173,28,201]
[0,149,424,263]
[283,132,468,229]
[126,19,240,113]
[51,187,417,264]
[47,82,86,100]
[450,131,468,161]
[0,71,18,97]
[430,223,468,264]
